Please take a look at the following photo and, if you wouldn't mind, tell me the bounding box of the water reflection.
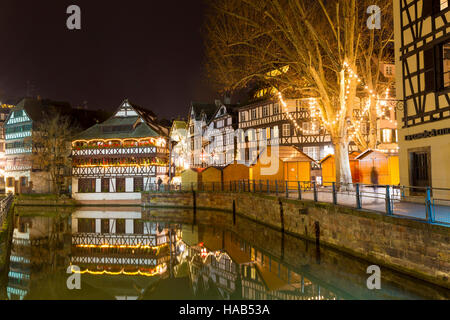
[1,207,449,300]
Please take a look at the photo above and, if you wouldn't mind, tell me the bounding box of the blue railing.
[144,181,450,226]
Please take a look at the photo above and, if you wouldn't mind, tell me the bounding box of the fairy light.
[277,60,397,145]
[69,264,166,277]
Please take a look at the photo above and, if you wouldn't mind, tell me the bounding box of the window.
[101,178,110,193]
[442,42,450,88]
[134,177,143,192]
[304,146,320,161]
[78,219,96,233]
[7,178,14,188]
[282,124,291,137]
[241,112,246,122]
[384,64,394,77]
[20,177,27,187]
[273,126,279,138]
[382,129,393,143]
[251,109,257,120]
[101,219,110,234]
[302,121,320,135]
[116,178,126,193]
[262,106,269,117]
[134,220,144,234]
[116,219,126,234]
[423,0,448,17]
[273,103,280,115]
[266,127,271,140]
[78,179,96,193]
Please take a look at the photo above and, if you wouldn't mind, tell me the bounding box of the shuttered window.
[424,47,436,92]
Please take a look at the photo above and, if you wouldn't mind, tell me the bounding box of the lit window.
[273,126,279,138]
[273,103,280,114]
[441,0,448,11]
[282,124,291,137]
[304,147,320,161]
[382,129,392,143]
[384,64,394,76]
[266,127,271,140]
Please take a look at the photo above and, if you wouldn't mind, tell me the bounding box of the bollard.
[356,183,362,209]
[298,181,302,200]
[286,181,289,199]
[259,180,262,193]
[385,185,392,215]
[253,180,256,193]
[267,180,270,195]
[313,182,318,202]
[275,180,278,196]
[426,187,434,223]
[332,182,337,205]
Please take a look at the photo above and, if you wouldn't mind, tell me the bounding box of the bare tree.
[205,0,393,186]
[28,110,77,197]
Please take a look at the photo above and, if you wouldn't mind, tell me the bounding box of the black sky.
[0,0,218,120]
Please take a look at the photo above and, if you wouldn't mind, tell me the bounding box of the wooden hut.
[202,167,223,184]
[181,168,204,188]
[320,151,360,186]
[223,163,249,183]
[249,146,315,187]
[356,150,400,185]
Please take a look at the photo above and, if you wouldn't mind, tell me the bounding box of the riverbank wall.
[142,191,450,289]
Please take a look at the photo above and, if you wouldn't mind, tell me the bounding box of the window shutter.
[424,47,436,91]
[423,0,438,17]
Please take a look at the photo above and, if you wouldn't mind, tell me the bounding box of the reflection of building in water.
[7,215,70,300]
[70,208,181,300]
[182,225,339,300]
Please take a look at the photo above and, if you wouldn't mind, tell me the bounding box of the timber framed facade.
[71,100,170,202]
[394,0,450,193]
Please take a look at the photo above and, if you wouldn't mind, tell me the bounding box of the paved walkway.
[275,188,450,225]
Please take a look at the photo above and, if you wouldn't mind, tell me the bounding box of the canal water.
[0,206,448,300]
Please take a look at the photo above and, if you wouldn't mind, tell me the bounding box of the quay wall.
[142,191,450,289]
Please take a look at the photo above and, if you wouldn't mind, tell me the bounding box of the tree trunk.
[334,139,353,189]
[368,99,378,150]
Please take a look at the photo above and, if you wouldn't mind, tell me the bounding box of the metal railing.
[0,193,14,227]
[144,181,450,226]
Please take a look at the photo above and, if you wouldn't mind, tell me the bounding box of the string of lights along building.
[394,0,450,199]
[71,100,170,202]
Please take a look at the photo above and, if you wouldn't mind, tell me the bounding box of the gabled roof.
[73,99,168,141]
[251,146,316,166]
[190,102,219,123]
[5,98,72,125]
[355,149,388,160]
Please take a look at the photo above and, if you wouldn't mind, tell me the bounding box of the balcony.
[72,146,167,157]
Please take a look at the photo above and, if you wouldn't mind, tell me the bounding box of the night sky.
[0,0,218,120]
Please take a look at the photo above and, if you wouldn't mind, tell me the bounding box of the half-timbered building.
[237,98,334,165]
[71,100,170,202]
[187,100,238,168]
[394,0,450,192]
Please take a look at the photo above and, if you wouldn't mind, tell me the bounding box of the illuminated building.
[394,0,450,194]
[187,99,238,168]
[71,100,170,202]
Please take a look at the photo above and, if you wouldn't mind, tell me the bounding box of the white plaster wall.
[96,179,101,193]
[125,220,134,234]
[73,192,141,201]
[125,178,134,193]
